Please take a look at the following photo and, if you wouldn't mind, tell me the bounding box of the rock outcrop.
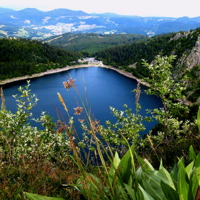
[169,31,194,41]
[185,35,200,70]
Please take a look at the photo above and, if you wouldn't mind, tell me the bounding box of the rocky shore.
[0,62,194,105]
[0,63,150,87]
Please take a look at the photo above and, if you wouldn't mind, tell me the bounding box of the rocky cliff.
[185,35,200,70]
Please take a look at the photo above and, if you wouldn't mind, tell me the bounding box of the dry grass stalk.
[135,82,140,108]
[147,134,159,160]
[57,92,68,113]
[1,87,5,108]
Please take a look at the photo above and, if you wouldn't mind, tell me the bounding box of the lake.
[1,67,163,136]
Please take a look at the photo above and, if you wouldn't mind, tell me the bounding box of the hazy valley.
[1,7,200,39]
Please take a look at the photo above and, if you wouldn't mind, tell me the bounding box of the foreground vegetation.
[0,56,200,199]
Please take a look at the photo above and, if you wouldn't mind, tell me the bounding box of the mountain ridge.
[0,7,200,39]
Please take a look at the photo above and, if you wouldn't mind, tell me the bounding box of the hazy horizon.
[0,7,197,19]
[0,0,199,18]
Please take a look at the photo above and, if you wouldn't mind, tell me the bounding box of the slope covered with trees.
[95,29,200,74]
[95,28,200,103]
[0,38,80,80]
[45,33,147,54]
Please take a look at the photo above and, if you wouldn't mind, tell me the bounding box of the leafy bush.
[0,81,75,199]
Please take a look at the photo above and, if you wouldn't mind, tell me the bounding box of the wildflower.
[63,81,72,91]
[57,124,68,133]
[68,78,76,88]
[34,136,39,142]
[91,119,100,126]
[63,78,76,91]
[74,106,83,115]
[78,118,85,123]
[57,120,62,125]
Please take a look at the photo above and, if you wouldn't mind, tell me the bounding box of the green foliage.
[0,82,74,199]
[0,38,80,80]
[46,33,147,54]
[0,81,69,162]
[185,66,200,102]
[101,103,148,155]
[95,33,174,68]
[26,192,64,200]
[198,106,200,132]
[142,55,192,143]
[96,29,200,69]
[70,144,200,200]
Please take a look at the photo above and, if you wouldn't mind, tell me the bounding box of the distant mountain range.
[0,7,200,39]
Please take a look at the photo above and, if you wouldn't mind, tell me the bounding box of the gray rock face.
[129,63,137,69]
[169,31,194,41]
[185,35,200,70]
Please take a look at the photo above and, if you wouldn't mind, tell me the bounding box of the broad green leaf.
[197,106,200,131]
[185,161,194,179]
[25,193,64,200]
[135,153,154,172]
[160,181,179,200]
[170,164,178,189]
[177,160,189,200]
[124,184,136,200]
[109,151,121,178]
[138,184,154,200]
[118,144,134,184]
[195,152,200,168]
[141,170,167,200]
[188,168,200,200]
[117,184,129,200]
[74,174,108,200]
[84,173,104,194]
[197,168,200,186]
[158,160,175,189]
[189,145,196,163]
[113,151,121,169]
[136,167,142,182]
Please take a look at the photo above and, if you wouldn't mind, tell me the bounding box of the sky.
[0,0,200,18]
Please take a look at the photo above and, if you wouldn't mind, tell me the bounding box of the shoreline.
[0,63,150,87]
[0,62,193,106]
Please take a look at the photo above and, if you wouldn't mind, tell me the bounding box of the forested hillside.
[45,33,147,54]
[95,28,200,103]
[0,38,80,80]
[96,33,174,72]
[95,29,200,72]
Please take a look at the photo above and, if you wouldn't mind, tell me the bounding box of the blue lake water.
[1,67,163,136]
